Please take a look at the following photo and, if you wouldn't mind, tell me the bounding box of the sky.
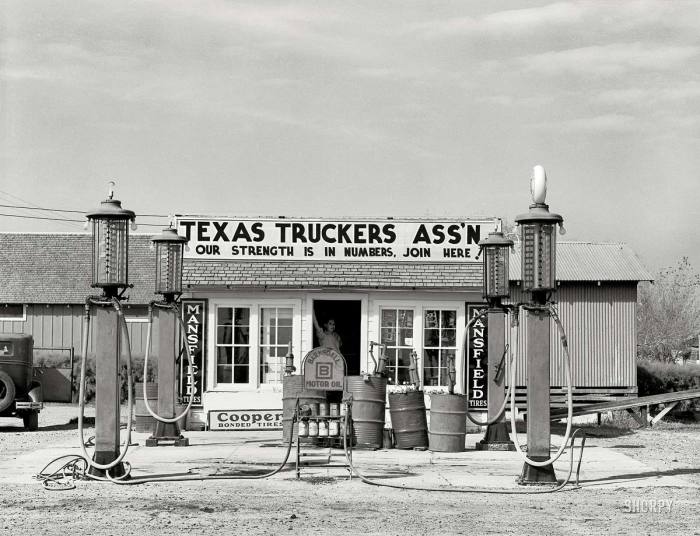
[1,0,699,273]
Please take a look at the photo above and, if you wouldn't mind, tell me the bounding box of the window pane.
[424,367,440,386]
[217,347,232,365]
[397,367,410,384]
[277,308,293,326]
[397,348,411,367]
[424,310,439,328]
[278,326,292,345]
[424,349,439,368]
[399,328,413,346]
[217,365,232,383]
[381,309,397,327]
[441,310,456,328]
[234,346,249,365]
[399,310,413,328]
[234,326,249,344]
[233,366,249,383]
[424,329,439,347]
[217,326,232,344]
[380,327,395,344]
[234,308,249,326]
[442,329,456,346]
[218,307,233,326]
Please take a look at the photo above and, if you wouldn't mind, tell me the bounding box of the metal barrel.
[428,393,467,452]
[134,382,158,433]
[389,390,428,449]
[282,375,326,443]
[344,375,387,449]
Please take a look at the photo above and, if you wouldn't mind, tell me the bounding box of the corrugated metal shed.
[505,283,638,388]
[510,241,653,282]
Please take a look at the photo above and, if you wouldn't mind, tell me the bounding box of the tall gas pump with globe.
[84,184,136,477]
[514,165,566,484]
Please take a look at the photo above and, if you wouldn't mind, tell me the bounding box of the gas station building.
[0,218,652,429]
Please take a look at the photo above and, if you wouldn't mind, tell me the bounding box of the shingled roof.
[0,233,155,304]
[0,234,652,303]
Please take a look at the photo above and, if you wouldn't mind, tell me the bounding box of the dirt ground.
[0,405,698,536]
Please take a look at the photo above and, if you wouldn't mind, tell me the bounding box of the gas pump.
[512,165,571,484]
[80,183,136,478]
[473,231,516,451]
[142,226,193,447]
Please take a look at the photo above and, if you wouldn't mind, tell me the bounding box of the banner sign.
[303,347,345,391]
[178,299,207,407]
[175,217,498,263]
[209,409,284,431]
[467,304,488,410]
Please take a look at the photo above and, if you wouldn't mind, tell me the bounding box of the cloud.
[534,114,636,132]
[518,42,699,77]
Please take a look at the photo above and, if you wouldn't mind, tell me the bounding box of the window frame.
[0,304,27,322]
[373,299,465,394]
[207,298,301,392]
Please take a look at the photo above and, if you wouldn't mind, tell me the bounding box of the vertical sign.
[467,304,488,410]
[178,299,207,407]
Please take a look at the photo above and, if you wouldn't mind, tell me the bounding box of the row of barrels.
[283,375,470,452]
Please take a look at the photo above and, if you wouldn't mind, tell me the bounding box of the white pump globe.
[530,165,547,204]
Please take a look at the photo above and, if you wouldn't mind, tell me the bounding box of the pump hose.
[462,308,518,427]
[342,407,587,494]
[75,297,135,478]
[508,303,576,468]
[36,399,299,489]
[142,301,195,424]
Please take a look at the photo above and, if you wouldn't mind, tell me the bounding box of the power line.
[0,212,165,226]
[0,202,169,218]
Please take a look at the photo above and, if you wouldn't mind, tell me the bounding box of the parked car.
[0,334,43,430]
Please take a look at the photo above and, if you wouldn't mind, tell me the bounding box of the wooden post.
[89,305,126,477]
[519,302,557,484]
[146,306,188,446]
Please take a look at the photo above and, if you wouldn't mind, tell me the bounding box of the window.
[123,305,149,323]
[423,309,457,387]
[380,308,414,385]
[0,304,26,322]
[259,307,293,385]
[216,306,251,385]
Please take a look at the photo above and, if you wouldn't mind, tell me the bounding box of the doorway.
[312,299,362,376]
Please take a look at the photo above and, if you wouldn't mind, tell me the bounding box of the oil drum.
[428,393,467,452]
[344,375,387,449]
[134,382,158,433]
[282,375,326,443]
[389,390,428,449]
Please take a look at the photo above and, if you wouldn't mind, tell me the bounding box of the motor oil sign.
[209,409,284,431]
[303,347,345,391]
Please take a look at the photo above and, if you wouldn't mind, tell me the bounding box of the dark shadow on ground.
[579,466,700,485]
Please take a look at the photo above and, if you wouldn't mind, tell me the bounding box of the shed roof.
[0,233,155,304]
[0,233,652,304]
[509,241,653,282]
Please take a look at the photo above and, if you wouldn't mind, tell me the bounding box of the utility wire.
[0,203,168,218]
[0,212,166,227]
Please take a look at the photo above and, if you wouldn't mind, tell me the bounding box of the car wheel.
[0,370,16,412]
